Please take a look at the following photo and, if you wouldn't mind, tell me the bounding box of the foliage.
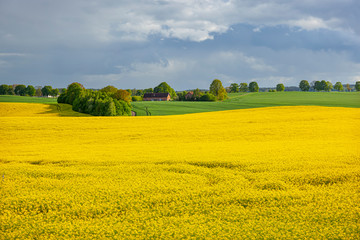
[100,85,118,96]
[71,90,131,116]
[41,86,53,97]
[239,83,248,92]
[210,79,227,100]
[26,85,36,96]
[114,89,132,103]
[57,82,84,105]
[199,93,216,101]
[15,85,27,96]
[132,96,142,101]
[276,83,285,92]
[268,89,276,92]
[1,105,359,239]
[334,82,344,91]
[229,83,239,93]
[35,88,42,97]
[0,84,10,95]
[154,82,176,99]
[249,82,259,92]
[355,81,360,91]
[58,83,130,116]
[299,80,310,91]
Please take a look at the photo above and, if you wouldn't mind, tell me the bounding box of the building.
[143,93,171,101]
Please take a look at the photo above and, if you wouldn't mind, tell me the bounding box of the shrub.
[132,96,142,101]
[199,93,216,101]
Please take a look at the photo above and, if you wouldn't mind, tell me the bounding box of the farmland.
[132,91,360,115]
[1,103,359,239]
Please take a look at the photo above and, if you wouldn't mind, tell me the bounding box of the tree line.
[227,80,360,93]
[57,83,132,116]
[0,84,61,97]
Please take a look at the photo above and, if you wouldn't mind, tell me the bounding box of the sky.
[0,0,360,90]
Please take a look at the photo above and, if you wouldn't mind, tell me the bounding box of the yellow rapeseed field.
[1,103,359,239]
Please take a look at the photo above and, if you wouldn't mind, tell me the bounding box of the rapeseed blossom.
[0,103,359,239]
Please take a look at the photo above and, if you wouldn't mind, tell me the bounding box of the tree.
[65,82,84,104]
[299,80,310,91]
[314,81,322,91]
[325,81,333,92]
[249,82,259,92]
[355,81,360,91]
[51,88,59,97]
[41,86,53,97]
[346,83,352,92]
[0,84,9,95]
[334,82,344,91]
[199,93,216,101]
[239,83,248,92]
[276,83,285,92]
[229,83,239,93]
[210,79,227,100]
[35,88,42,97]
[15,85,27,96]
[192,88,203,101]
[100,85,118,96]
[113,89,131,103]
[26,85,36,96]
[7,86,14,95]
[154,82,176,99]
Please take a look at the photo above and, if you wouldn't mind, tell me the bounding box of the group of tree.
[228,82,259,93]
[177,88,217,102]
[299,80,360,92]
[0,84,60,97]
[57,83,131,116]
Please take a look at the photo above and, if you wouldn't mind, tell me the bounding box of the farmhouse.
[143,93,171,101]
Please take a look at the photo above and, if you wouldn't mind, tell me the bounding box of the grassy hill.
[132,92,360,116]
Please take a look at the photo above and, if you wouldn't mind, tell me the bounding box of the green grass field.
[132,92,360,116]
[0,95,58,104]
[1,92,359,116]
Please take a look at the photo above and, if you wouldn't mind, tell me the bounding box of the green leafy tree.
[199,93,216,101]
[41,86,53,97]
[209,79,227,100]
[325,81,333,91]
[51,88,59,97]
[100,85,118,97]
[239,83,248,92]
[276,83,285,92]
[355,81,360,91]
[192,88,203,101]
[229,83,239,93]
[314,81,322,91]
[65,82,85,104]
[334,82,344,91]
[0,84,9,95]
[154,82,176,99]
[15,85,27,96]
[7,85,14,95]
[35,88,42,97]
[299,80,310,91]
[249,82,259,92]
[26,85,36,96]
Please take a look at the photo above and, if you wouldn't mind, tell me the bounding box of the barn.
[143,93,171,101]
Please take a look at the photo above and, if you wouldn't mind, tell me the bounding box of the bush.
[132,96,142,101]
[199,93,216,101]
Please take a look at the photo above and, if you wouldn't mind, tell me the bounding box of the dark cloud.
[0,0,359,89]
